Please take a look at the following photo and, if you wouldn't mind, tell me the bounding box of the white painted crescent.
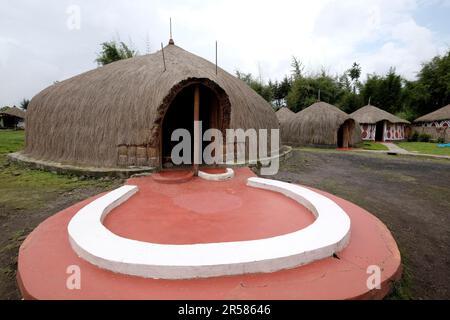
[68,177,351,279]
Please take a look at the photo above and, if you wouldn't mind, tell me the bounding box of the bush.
[418,133,432,142]
[437,137,445,144]
[409,131,419,142]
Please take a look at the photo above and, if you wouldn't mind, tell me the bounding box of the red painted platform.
[17,168,401,300]
[105,168,314,244]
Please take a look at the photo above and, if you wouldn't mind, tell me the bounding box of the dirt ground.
[268,148,450,299]
[1,146,449,299]
[0,184,122,300]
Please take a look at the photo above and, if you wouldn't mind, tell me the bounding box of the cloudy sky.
[1,0,450,106]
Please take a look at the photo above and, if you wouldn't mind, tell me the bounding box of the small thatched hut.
[21,41,279,170]
[351,105,409,142]
[0,107,26,129]
[413,104,450,142]
[282,101,360,148]
[276,107,295,137]
[276,107,295,124]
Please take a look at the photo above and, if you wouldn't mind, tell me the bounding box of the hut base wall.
[411,126,450,142]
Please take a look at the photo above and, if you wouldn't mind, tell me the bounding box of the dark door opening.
[375,121,385,142]
[161,84,221,166]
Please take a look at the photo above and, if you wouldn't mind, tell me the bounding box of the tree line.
[13,40,448,121]
[236,50,450,121]
[84,39,450,121]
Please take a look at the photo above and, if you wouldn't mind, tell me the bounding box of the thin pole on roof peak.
[169,18,174,45]
[161,42,167,72]
[215,41,218,75]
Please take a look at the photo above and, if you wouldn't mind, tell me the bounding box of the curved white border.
[68,178,351,279]
[198,168,234,181]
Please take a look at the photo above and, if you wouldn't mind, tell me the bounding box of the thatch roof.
[351,104,410,124]
[0,107,26,119]
[282,101,360,146]
[276,107,295,123]
[24,43,278,168]
[414,104,450,122]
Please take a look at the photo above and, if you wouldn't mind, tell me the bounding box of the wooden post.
[343,125,349,148]
[193,85,200,175]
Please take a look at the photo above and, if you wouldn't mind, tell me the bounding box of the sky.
[1,0,450,106]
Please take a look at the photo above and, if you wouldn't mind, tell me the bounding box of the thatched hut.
[351,105,410,142]
[413,104,450,142]
[276,107,295,123]
[0,107,26,129]
[276,107,295,137]
[282,101,360,148]
[20,41,279,170]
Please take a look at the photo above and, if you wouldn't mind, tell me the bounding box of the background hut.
[282,101,361,148]
[413,104,450,142]
[351,105,410,142]
[21,42,279,169]
[276,107,295,138]
[276,107,295,124]
[0,107,26,129]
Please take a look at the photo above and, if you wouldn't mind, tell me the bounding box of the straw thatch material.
[0,107,26,119]
[414,104,450,122]
[282,101,361,147]
[276,107,295,123]
[24,43,279,168]
[351,105,410,124]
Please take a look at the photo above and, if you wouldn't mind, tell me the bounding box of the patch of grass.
[0,130,25,162]
[397,142,450,156]
[362,142,389,151]
[0,130,118,211]
[386,249,413,300]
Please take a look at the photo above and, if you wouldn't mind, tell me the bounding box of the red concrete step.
[151,169,194,184]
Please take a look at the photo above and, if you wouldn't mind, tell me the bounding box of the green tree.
[291,56,304,80]
[95,41,138,66]
[408,50,450,116]
[236,71,273,103]
[360,68,403,114]
[271,76,292,108]
[20,98,30,110]
[286,72,343,112]
[348,62,361,94]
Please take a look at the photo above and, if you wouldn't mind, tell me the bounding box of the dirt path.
[381,142,410,154]
[268,149,450,299]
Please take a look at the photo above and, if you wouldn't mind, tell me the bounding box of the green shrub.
[409,131,419,142]
[437,137,445,144]
[418,133,432,142]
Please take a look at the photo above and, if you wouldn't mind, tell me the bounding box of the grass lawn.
[0,130,122,299]
[361,141,389,151]
[397,142,450,156]
[0,130,116,211]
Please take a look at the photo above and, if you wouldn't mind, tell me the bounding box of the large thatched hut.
[282,101,360,148]
[19,41,279,171]
[0,107,25,129]
[413,104,450,142]
[351,105,409,142]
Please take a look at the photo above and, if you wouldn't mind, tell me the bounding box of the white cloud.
[0,0,448,106]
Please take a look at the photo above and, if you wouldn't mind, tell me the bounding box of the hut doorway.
[161,83,223,167]
[375,121,385,141]
[337,119,354,148]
